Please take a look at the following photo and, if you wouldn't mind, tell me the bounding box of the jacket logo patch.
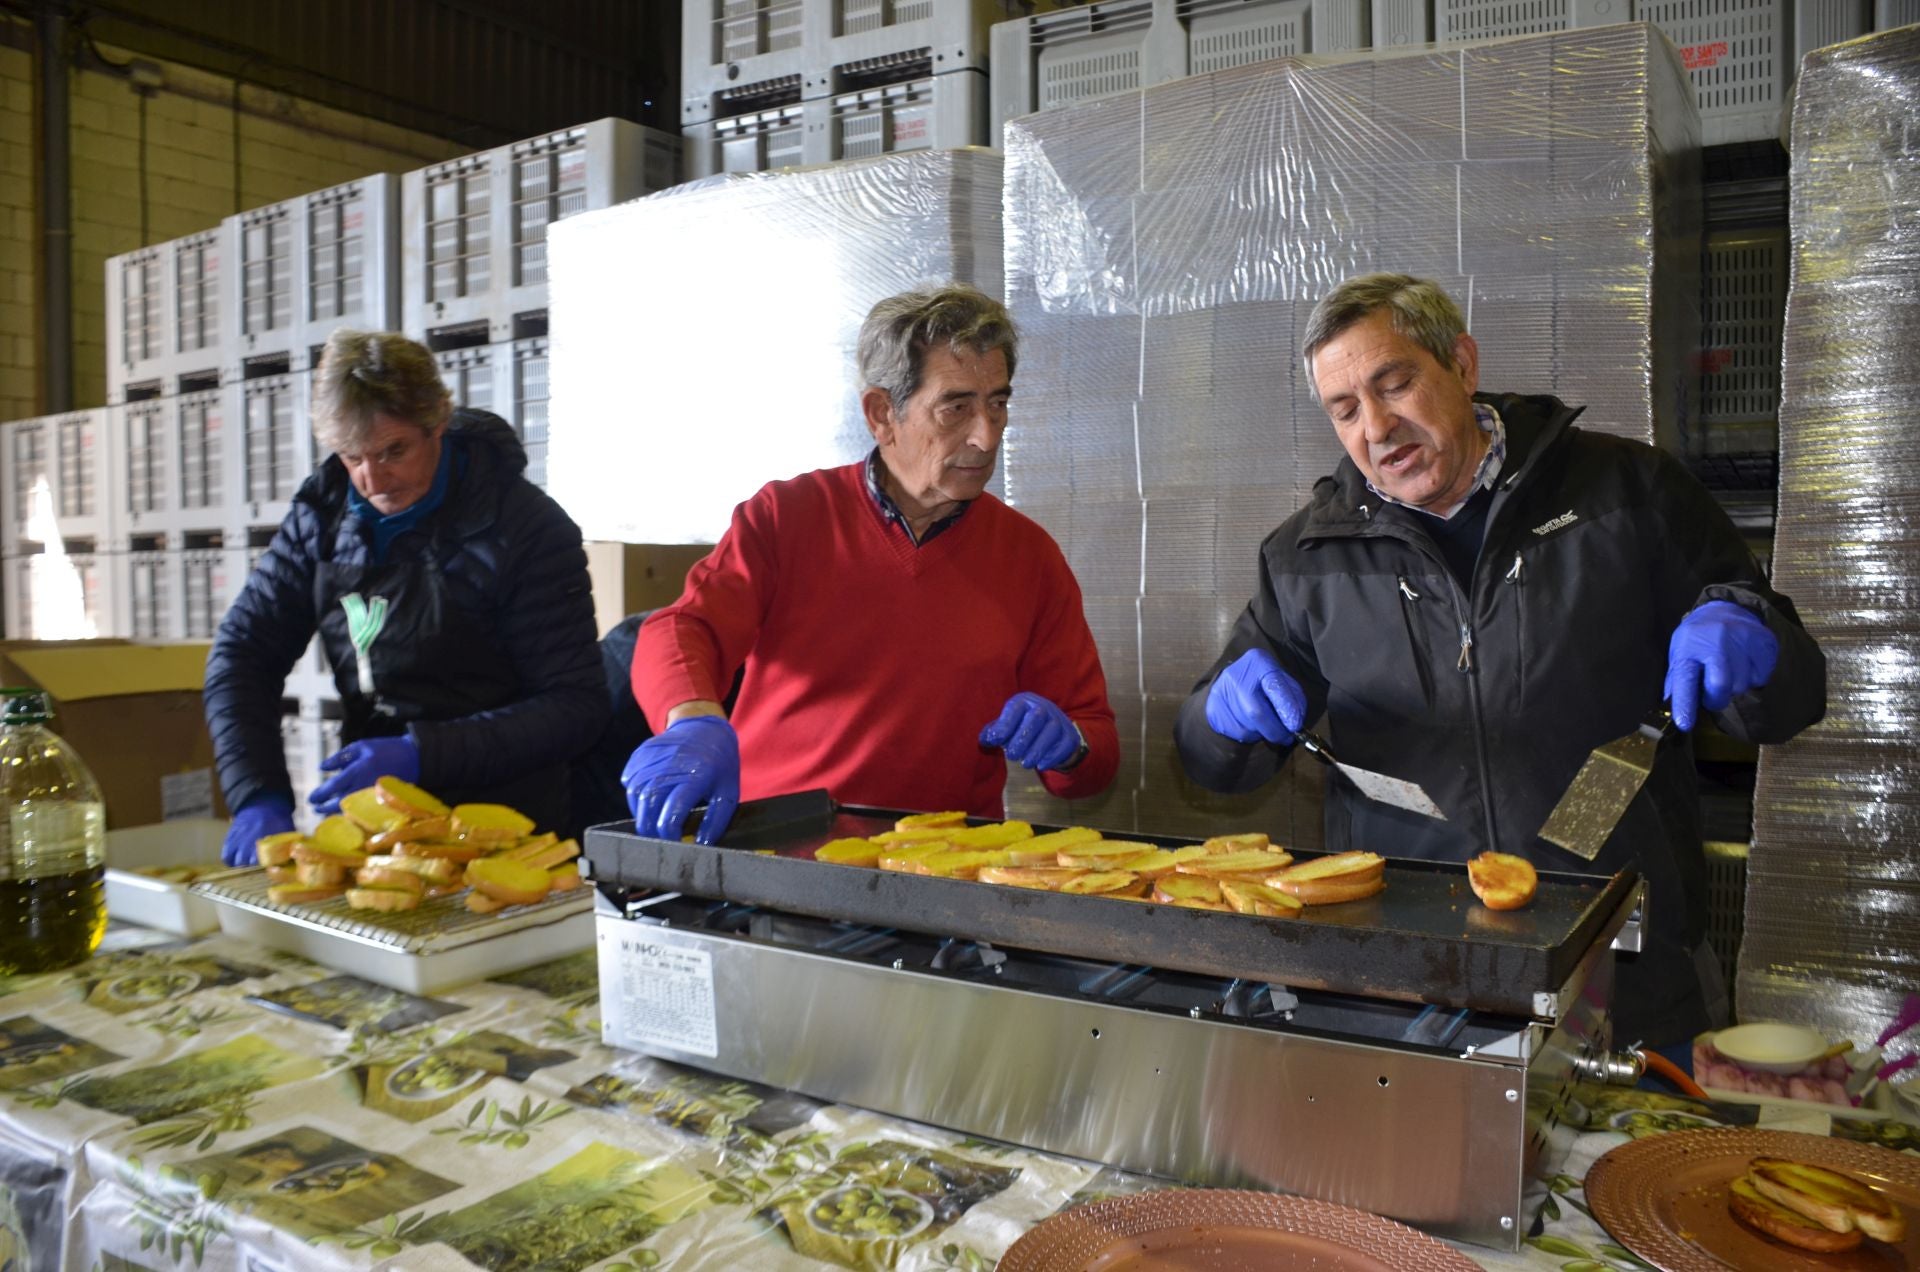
[341,592,389,696]
[1531,510,1578,537]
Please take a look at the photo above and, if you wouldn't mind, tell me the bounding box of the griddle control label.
[614,938,718,1058]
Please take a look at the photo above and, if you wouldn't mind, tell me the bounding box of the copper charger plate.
[1585,1127,1920,1271]
[998,1189,1482,1272]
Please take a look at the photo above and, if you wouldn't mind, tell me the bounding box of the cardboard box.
[0,640,225,829]
[584,542,711,640]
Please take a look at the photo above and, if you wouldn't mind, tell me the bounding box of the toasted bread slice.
[254,831,306,867]
[944,821,1035,851]
[451,803,536,842]
[920,849,1011,880]
[501,833,559,861]
[465,890,510,914]
[375,776,450,818]
[549,863,585,892]
[293,842,369,872]
[354,866,427,894]
[877,842,950,872]
[264,866,298,885]
[293,860,349,888]
[339,787,407,833]
[1468,851,1538,911]
[1176,849,1294,878]
[1274,861,1386,905]
[268,883,345,906]
[1057,840,1160,868]
[1220,879,1306,918]
[362,853,461,884]
[465,855,551,906]
[396,839,487,863]
[1169,896,1233,912]
[1751,1158,1905,1241]
[1201,832,1270,854]
[312,814,368,856]
[977,865,1086,890]
[895,811,968,833]
[346,886,423,912]
[868,829,955,846]
[1153,875,1222,905]
[1016,826,1102,857]
[1279,851,1384,883]
[1730,1175,1865,1251]
[1113,849,1184,880]
[365,815,452,852]
[1060,871,1146,896]
[815,838,883,868]
[510,838,580,872]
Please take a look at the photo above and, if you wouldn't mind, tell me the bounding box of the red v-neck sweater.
[632,462,1118,816]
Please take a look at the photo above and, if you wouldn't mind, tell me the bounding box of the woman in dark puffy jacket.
[205,329,606,864]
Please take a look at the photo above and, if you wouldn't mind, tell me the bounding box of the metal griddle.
[583,791,1636,1020]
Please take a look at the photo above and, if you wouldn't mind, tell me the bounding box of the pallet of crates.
[682,0,810,129]
[988,0,1370,137]
[106,229,228,405]
[401,119,682,352]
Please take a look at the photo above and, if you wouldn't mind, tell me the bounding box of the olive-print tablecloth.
[0,927,1913,1272]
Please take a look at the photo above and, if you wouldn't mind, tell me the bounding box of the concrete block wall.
[0,40,464,417]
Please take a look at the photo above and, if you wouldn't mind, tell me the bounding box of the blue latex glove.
[1204,648,1308,745]
[979,692,1084,772]
[622,716,741,846]
[1663,599,1779,731]
[309,735,421,814]
[223,793,294,867]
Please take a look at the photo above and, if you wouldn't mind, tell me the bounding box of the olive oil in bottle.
[0,688,107,975]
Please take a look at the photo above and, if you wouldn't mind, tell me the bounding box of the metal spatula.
[1537,708,1672,860]
[1294,729,1447,820]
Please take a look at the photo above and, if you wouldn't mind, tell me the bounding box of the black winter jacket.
[1175,394,1825,1045]
[205,409,607,832]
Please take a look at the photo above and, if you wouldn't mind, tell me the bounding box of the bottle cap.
[0,687,53,724]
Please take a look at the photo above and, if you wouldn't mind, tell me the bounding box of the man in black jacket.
[205,329,606,864]
[1174,274,1825,1047]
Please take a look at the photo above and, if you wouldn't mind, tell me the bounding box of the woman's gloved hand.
[979,693,1084,771]
[223,793,294,867]
[1664,600,1779,731]
[622,716,740,846]
[1204,648,1307,745]
[308,736,422,814]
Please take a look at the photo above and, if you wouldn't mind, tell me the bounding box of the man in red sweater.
[623,284,1119,843]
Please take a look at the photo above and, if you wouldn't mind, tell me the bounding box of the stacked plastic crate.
[1368,0,1869,146]
[401,117,677,495]
[683,0,1095,176]
[988,0,1374,137]
[0,409,116,640]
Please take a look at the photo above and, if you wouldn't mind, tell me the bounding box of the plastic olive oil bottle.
[0,688,107,974]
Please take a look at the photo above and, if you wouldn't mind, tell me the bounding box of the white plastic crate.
[436,343,499,415]
[401,119,682,349]
[511,337,552,489]
[116,393,227,539]
[226,373,312,533]
[1638,0,1866,146]
[1372,0,1432,45]
[682,103,809,175]
[682,0,810,125]
[103,246,167,399]
[106,230,228,403]
[1,410,118,556]
[227,199,298,374]
[989,0,1365,136]
[176,388,228,525]
[1696,226,1787,453]
[116,537,174,641]
[180,533,232,640]
[1,416,50,556]
[812,0,1066,96]
[4,548,112,639]
[1432,0,1621,42]
[807,68,989,162]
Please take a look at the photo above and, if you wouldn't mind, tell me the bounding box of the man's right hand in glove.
[621,715,741,846]
[222,793,295,867]
[1203,648,1308,745]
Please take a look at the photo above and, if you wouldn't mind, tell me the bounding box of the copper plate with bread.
[1585,1127,1920,1270]
[998,1189,1481,1271]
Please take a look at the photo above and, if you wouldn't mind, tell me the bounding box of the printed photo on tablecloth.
[1832,1113,1920,1155]
[566,1058,823,1158]
[361,1030,577,1123]
[248,974,467,1033]
[0,1157,65,1272]
[75,950,273,1016]
[0,1015,121,1091]
[752,1139,1023,1271]
[410,1141,713,1271]
[1577,1087,1761,1139]
[489,951,598,1003]
[165,1124,458,1241]
[1058,1164,1167,1210]
[64,1034,328,1124]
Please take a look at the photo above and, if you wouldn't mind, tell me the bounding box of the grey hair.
[310,329,453,453]
[1301,274,1468,400]
[857,284,1018,413]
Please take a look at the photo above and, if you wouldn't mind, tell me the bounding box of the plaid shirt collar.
[1364,402,1506,521]
[864,448,970,546]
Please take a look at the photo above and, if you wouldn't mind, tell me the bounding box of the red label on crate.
[344,210,364,232]
[559,153,586,184]
[895,117,928,143]
[1694,348,1733,375]
[1681,41,1729,69]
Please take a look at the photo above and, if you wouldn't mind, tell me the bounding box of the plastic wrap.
[998,24,1702,836]
[1743,25,1920,1050]
[545,148,1004,545]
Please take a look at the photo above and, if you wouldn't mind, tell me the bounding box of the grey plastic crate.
[990,0,1365,137]
[1881,0,1920,26]
[682,0,809,124]
[1697,227,1787,453]
[512,338,551,489]
[228,374,310,531]
[808,68,989,162]
[177,389,226,521]
[0,410,117,557]
[1372,0,1431,45]
[122,540,174,641]
[683,103,809,176]
[180,537,230,640]
[5,547,111,640]
[812,0,1067,96]
[1639,0,1866,146]
[106,231,228,404]
[402,120,681,349]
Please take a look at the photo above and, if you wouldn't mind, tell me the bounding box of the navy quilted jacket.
[205,409,606,825]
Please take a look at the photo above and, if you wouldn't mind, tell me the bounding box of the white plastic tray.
[104,819,236,936]
[191,870,595,993]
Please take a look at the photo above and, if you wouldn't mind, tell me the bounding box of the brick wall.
[0,41,466,418]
